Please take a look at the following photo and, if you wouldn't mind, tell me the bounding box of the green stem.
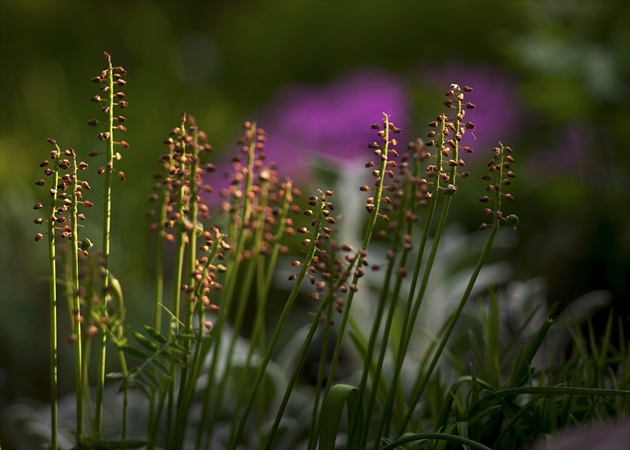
[264,294,333,450]
[338,114,391,448]
[398,144,505,435]
[307,299,334,450]
[148,183,167,441]
[117,347,129,439]
[209,184,267,444]
[324,117,392,395]
[223,181,292,447]
[384,93,463,438]
[69,150,84,442]
[171,118,202,450]
[229,199,325,450]
[375,153,423,443]
[360,178,416,449]
[165,196,186,447]
[95,52,116,437]
[47,146,60,450]
[199,123,258,449]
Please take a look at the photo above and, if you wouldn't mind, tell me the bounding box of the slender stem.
[229,199,325,450]
[339,114,391,448]
[117,347,129,439]
[324,117,392,396]
[95,52,116,437]
[399,214,498,434]
[47,147,60,450]
[69,150,84,442]
[164,117,191,450]
[383,92,463,439]
[223,181,292,447]
[171,118,202,450]
[264,294,333,450]
[148,182,168,438]
[398,143,507,435]
[200,123,258,448]
[184,122,200,335]
[307,300,334,450]
[209,187,266,442]
[360,177,415,450]
[375,150,423,438]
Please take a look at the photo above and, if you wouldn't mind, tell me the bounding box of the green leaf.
[161,349,185,366]
[144,325,168,343]
[318,384,364,450]
[152,359,172,378]
[140,368,161,390]
[177,333,196,340]
[132,331,158,352]
[122,345,148,360]
[124,378,152,399]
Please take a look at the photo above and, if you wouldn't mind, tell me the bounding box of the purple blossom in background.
[530,124,589,178]
[423,63,524,158]
[257,69,410,180]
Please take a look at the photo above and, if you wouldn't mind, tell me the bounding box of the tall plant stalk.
[41,140,63,450]
[94,51,116,436]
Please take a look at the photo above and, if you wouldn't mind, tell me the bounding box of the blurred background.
[1,0,628,445]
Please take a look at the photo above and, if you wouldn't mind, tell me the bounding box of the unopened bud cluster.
[479,144,519,230]
[88,52,129,181]
[361,116,403,222]
[287,190,368,322]
[148,114,213,244]
[424,84,475,196]
[219,122,295,259]
[184,227,228,321]
[34,139,92,254]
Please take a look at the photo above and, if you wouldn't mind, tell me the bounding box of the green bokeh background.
[1,0,628,445]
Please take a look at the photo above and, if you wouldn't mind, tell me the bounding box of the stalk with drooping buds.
[399,142,519,435]
[89,50,129,438]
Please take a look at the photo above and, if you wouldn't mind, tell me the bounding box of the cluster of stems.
[35,54,525,450]
[34,52,129,449]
